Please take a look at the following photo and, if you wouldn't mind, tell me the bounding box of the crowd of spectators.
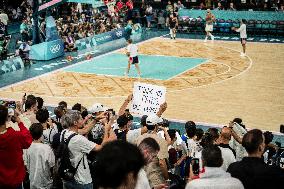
[0,92,284,189]
[54,2,130,52]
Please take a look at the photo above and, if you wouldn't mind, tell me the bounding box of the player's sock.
[204,37,208,42]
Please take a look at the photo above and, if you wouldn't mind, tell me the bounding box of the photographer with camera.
[58,110,116,189]
[0,104,32,188]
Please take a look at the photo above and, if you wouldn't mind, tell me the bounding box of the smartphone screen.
[191,158,200,175]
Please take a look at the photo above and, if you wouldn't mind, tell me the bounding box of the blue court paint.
[64,53,207,80]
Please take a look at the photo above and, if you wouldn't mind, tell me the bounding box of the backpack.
[57,131,84,181]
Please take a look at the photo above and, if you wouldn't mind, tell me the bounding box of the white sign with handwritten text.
[131,82,166,115]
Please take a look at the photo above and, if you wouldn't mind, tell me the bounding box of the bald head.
[220,127,232,141]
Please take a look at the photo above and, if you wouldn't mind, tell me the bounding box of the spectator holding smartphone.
[186,145,244,189]
[0,104,32,188]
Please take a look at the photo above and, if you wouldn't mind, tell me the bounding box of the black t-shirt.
[227,157,284,189]
[169,18,177,29]
[114,129,127,141]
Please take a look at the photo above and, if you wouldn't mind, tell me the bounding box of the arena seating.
[178,10,284,36]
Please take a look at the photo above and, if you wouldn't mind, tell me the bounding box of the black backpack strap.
[64,132,85,172]
[75,155,85,172]
[65,133,77,145]
[60,130,67,143]
[48,128,53,143]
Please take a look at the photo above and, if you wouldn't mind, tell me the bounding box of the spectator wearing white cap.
[136,102,169,180]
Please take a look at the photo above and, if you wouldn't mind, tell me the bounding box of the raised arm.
[92,115,117,151]
[156,102,167,117]
[229,121,243,144]
[15,109,32,149]
[118,94,133,116]
[78,115,96,136]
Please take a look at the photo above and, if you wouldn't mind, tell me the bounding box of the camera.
[157,118,170,127]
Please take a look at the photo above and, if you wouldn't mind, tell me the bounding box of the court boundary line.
[166,59,212,80]
[176,62,231,79]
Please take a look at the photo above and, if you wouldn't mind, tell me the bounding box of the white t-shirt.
[0,13,9,25]
[146,6,153,15]
[187,138,198,157]
[127,44,138,57]
[127,128,141,144]
[61,129,96,185]
[236,24,247,39]
[219,147,236,171]
[137,133,169,159]
[43,124,59,144]
[135,169,151,189]
[24,143,55,189]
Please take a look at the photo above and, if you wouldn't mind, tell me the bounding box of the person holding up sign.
[125,39,141,78]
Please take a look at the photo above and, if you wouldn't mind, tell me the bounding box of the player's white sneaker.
[204,39,207,43]
[211,35,215,41]
[240,52,246,57]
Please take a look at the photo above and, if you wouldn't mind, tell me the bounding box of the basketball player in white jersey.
[125,39,141,77]
[232,19,247,57]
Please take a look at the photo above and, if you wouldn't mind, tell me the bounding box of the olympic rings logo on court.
[115,31,123,37]
[50,44,61,54]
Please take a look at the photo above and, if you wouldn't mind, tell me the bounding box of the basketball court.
[0,37,283,131]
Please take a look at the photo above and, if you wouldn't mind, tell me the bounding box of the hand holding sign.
[131,82,166,115]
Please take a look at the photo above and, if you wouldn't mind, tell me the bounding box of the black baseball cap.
[117,114,129,128]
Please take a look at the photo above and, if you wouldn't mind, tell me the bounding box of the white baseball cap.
[146,114,163,126]
[89,103,107,113]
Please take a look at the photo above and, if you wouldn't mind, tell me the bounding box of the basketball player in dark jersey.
[169,13,178,40]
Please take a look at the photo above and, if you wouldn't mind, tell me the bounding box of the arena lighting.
[38,0,66,11]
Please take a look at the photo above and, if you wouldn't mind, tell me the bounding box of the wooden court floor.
[0,38,283,132]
